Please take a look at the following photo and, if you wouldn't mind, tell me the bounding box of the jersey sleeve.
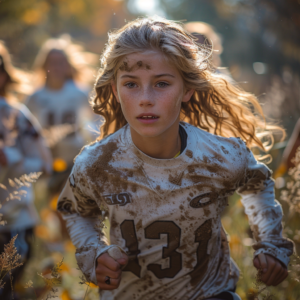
[236,142,294,267]
[25,94,38,119]
[2,104,52,177]
[57,161,122,284]
[18,104,52,174]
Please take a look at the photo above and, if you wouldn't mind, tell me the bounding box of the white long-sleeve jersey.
[57,122,293,300]
[0,98,52,231]
[26,81,96,166]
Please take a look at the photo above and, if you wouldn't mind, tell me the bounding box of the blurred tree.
[0,0,132,68]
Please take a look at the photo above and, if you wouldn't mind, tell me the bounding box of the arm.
[57,167,126,285]
[237,143,294,284]
[12,105,52,176]
[0,103,51,178]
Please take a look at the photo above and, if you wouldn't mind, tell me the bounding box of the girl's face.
[111,51,194,139]
[44,50,72,82]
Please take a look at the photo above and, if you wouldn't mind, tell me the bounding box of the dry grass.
[37,259,63,300]
[0,172,42,226]
[0,235,23,293]
[281,147,300,214]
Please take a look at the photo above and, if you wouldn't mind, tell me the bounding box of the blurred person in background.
[0,41,52,300]
[184,22,232,79]
[26,35,98,196]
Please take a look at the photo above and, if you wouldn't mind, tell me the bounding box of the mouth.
[137,114,159,123]
[138,116,159,119]
[137,114,159,119]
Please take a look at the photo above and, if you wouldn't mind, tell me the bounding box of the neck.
[46,77,65,90]
[130,122,181,159]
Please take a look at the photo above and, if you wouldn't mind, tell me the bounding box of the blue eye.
[125,82,137,88]
[156,82,169,88]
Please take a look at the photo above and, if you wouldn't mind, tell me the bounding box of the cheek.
[174,94,183,108]
[117,92,136,116]
[161,89,183,111]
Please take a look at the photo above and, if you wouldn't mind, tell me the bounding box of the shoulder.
[26,88,46,104]
[65,81,88,99]
[10,102,42,134]
[10,102,35,121]
[5,102,27,119]
[72,125,128,177]
[29,87,46,98]
[183,122,249,164]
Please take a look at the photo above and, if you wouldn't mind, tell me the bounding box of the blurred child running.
[57,17,294,300]
[0,41,52,300]
[26,35,97,194]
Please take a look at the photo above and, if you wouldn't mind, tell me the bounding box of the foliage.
[0,235,23,293]
[0,172,42,226]
[281,147,300,213]
[0,0,132,67]
[38,259,63,299]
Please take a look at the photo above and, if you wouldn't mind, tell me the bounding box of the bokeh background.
[1,0,300,299]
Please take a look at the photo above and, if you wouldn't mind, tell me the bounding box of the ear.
[182,89,194,103]
[111,80,120,103]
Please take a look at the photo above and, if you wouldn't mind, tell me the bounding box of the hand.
[253,253,288,286]
[96,252,128,290]
[0,149,7,166]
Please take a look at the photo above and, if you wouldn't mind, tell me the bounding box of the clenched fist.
[253,253,288,286]
[96,248,128,290]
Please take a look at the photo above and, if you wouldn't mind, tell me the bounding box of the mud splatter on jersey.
[57,122,293,300]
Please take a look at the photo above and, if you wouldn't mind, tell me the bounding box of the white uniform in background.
[26,80,96,166]
[0,98,52,231]
[57,122,293,300]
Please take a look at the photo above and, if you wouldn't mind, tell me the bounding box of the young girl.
[0,41,52,300]
[26,35,96,194]
[57,17,294,300]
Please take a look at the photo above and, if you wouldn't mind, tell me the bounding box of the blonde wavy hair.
[92,16,283,152]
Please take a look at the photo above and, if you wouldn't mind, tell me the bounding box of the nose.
[138,86,154,107]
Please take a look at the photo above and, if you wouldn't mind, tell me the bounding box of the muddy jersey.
[57,122,293,300]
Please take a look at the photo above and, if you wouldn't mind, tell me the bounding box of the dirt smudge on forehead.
[119,60,151,72]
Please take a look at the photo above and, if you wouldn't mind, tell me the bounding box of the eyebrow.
[120,73,175,79]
